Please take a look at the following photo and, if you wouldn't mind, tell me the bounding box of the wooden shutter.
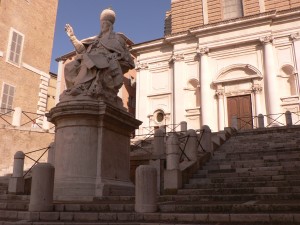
[1,84,15,113]
[8,31,23,65]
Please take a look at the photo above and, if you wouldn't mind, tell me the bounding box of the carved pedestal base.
[47,99,141,201]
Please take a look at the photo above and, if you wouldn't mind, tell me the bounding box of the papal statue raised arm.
[62,8,135,102]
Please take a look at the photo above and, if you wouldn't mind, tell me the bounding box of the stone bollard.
[42,115,50,130]
[153,128,165,155]
[200,125,212,153]
[29,163,55,212]
[164,133,182,191]
[135,165,157,213]
[180,121,187,132]
[285,111,292,126]
[258,114,264,128]
[184,129,198,161]
[231,115,238,129]
[166,133,180,170]
[8,151,25,194]
[12,107,22,127]
[47,142,55,166]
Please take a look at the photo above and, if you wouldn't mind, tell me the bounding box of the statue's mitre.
[100,8,116,24]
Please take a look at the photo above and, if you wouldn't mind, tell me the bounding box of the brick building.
[132,0,300,133]
[0,0,58,124]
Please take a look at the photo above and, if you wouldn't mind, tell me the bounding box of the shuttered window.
[223,0,243,20]
[7,29,24,66]
[0,83,15,114]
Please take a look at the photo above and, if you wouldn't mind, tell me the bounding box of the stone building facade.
[0,0,58,124]
[132,0,300,134]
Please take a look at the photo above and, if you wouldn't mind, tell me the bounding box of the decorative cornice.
[259,35,274,44]
[135,62,149,71]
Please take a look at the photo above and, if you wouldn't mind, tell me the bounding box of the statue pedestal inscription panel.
[47,99,141,200]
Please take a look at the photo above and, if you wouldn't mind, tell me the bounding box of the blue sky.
[50,0,171,73]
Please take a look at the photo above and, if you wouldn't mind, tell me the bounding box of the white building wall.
[133,12,300,132]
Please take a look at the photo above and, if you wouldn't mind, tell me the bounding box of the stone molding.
[215,89,225,98]
[0,51,3,57]
[252,85,263,93]
[169,53,185,63]
[197,47,209,56]
[290,32,300,41]
[135,62,149,71]
[259,35,274,45]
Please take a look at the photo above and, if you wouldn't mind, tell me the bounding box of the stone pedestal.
[47,99,141,200]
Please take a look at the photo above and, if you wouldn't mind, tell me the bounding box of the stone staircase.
[1,126,300,224]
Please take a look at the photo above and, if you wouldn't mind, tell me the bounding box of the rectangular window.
[223,0,243,20]
[6,28,24,66]
[0,83,15,114]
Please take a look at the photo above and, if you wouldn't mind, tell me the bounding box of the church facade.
[132,0,300,134]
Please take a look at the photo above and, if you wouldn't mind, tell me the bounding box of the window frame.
[0,83,15,114]
[222,0,244,20]
[6,28,25,67]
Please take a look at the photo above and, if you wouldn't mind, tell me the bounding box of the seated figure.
[62,8,135,101]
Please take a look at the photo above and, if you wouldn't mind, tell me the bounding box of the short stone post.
[285,111,292,126]
[135,165,157,213]
[153,128,165,155]
[180,121,187,132]
[29,163,55,212]
[166,133,180,170]
[184,129,198,161]
[231,115,238,129]
[47,142,55,166]
[42,115,50,130]
[164,133,182,191]
[8,151,25,194]
[200,125,212,153]
[12,107,22,127]
[258,114,264,128]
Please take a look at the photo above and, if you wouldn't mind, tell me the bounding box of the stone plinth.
[47,99,141,200]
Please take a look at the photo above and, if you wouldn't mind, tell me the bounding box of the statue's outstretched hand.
[65,24,75,38]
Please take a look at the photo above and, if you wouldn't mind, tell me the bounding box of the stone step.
[177,186,300,195]
[0,210,300,224]
[159,192,300,201]
[185,180,300,189]
[189,174,300,184]
[212,151,300,161]
[159,200,300,213]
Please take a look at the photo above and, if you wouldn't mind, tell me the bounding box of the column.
[170,53,185,129]
[252,84,263,128]
[216,89,225,131]
[260,36,280,118]
[290,33,300,95]
[198,47,211,127]
[252,84,263,115]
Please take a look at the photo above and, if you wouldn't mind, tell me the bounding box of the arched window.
[223,0,243,20]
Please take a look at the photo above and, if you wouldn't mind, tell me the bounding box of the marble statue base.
[47,99,141,201]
